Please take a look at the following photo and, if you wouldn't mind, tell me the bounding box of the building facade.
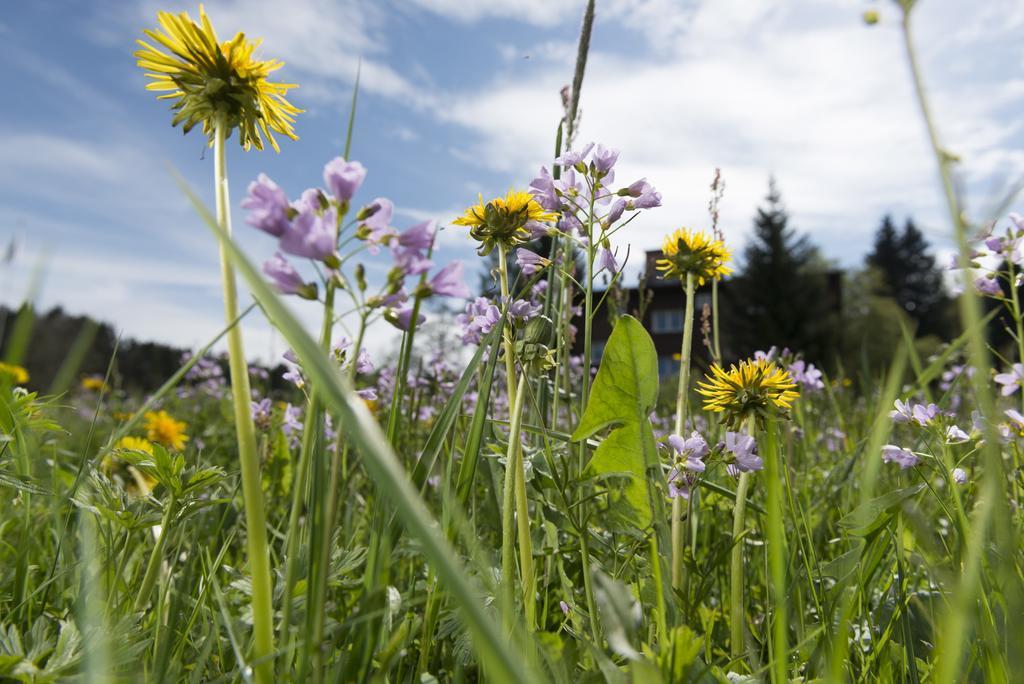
[579,250,842,377]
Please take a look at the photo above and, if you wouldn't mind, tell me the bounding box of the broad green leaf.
[571,315,663,527]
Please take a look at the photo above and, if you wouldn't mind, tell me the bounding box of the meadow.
[0,2,1022,682]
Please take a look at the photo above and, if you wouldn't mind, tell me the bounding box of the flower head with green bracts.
[452,190,557,256]
[697,358,799,428]
[656,227,731,286]
[135,5,301,152]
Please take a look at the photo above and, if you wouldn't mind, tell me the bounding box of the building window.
[651,308,684,333]
[658,355,680,377]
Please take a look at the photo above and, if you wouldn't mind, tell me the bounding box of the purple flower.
[946,425,970,444]
[323,157,366,203]
[559,600,571,615]
[822,427,846,452]
[398,220,436,251]
[952,467,968,485]
[280,209,338,264]
[789,360,824,391]
[890,399,913,424]
[605,199,626,226]
[263,252,315,298]
[911,402,939,427]
[632,185,662,209]
[457,297,501,344]
[599,248,619,273]
[282,365,304,388]
[555,142,594,168]
[392,247,433,277]
[881,444,918,469]
[508,298,542,321]
[667,431,708,472]
[666,466,691,499]
[359,198,396,244]
[516,248,548,276]
[974,275,1002,296]
[251,398,273,431]
[282,403,303,447]
[427,261,471,298]
[1005,408,1024,436]
[591,144,619,174]
[292,188,325,214]
[725,432,762,472]
[356,387,378,401]
[388,307,425,331]
[994,363,1024,396]
[529,166,561,212]
[241,174,291,236]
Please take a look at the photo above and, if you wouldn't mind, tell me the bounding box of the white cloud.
[410,0,583,26]
[431,0,1024,270]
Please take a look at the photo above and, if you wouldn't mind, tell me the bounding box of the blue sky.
[2,0,1023,361]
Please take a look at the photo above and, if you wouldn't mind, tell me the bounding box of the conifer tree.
[865,215,952,339]
[723,178,836,363]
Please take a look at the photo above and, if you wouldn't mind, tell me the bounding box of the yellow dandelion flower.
[452,190,557,255]
[0,363,29,385]
[81,376,108,392]
[115,436,155,454]
[696,358,799,428]
[656,228,732,286]
[143,410,189,451]
[135,4,302,152]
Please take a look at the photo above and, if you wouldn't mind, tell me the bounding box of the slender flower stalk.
[500,372,528,634]
[134,494,176,612]
[671,272,695,591]
[763,419,787,682]
[730,418,755,664]
[214,118,275,683]
[496,243,536,632]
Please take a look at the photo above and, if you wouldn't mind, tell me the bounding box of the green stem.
[496,243,536,632]
[500,374,527,633]
[764,420,787,683]
[214,119,274,684]
[134,495,176,612]
[730,470,751,664]
[671,273,696,591]
[730,417,756,665]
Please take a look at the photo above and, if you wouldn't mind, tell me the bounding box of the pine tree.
[865,215,952,339]
[723,178,836,363]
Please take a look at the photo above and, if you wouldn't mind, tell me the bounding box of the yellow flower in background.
[135,4,301,151]
[697,358,798,427]
[115,436,155,454]
[453,190,557,255]
[81,376,108,392]
[144,410,189,450]
[0,363,29,385]
[656,228,731,286]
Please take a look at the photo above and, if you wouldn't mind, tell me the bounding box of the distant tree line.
[720,179,957,373]
[0,306,289,394]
